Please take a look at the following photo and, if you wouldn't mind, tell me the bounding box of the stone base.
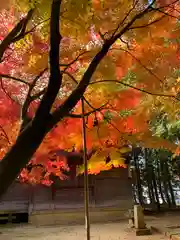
[170,235,180,240]
[128,219,134,228]
[135,227,152,236]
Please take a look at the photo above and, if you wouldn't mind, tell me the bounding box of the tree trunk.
[0,120,49,198]
[147,167,156,206]
[0,0,62,198]
[144,148,155,205]
[151,165,160,211]
[131,166,138,204]
[165,161,176,207]
[157,160,166,204]
[133,148,143,205]
[160,159,171,208]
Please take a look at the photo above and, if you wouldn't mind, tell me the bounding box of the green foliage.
[151,113,180,142]
[121,70,137,86]
[172,69,180,79]
[119,109,133,117]
[103,110,113,123]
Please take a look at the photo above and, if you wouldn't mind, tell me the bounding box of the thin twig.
[111,47,164,84]
[153,8,180,20]
[0,74,30,85]
[89,80,179,101]
[129,15,166,30]
[0,9,34,61]
[67,103,107,118]
[0,125,10,144]
[61,51,89,72]
[0,77,21,105]
[111,0,139,37]
[21,68,47,121]
[12,18,50,43]
[34,0,62,120]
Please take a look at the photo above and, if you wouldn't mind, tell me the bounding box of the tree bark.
[144,148,155,205]
[133,147,143,205]
[161,159,171,208]
[151,165,160,211]
[0,120,49,198]
[0,0,62,198]
[157,160,166,204]
[165,161,176,207]
[0,9,34,61]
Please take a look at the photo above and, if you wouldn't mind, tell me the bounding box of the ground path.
[0,220,167,240]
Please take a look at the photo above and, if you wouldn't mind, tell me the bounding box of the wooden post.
[81,98,90,240]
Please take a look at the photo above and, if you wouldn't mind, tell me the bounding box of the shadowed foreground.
[0,221,166,240]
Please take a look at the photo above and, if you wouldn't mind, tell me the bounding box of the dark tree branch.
[0,77,21,105]
[61,51,89,71]
[50,148,97,165]
[33,0,62,121]
[168,5,180,14]
[152,0,180,11]
[0,125,10,145]
[153,8,180,20]
[22,69,47,117]
[111,47,164,84]
[0,9,34,61]
[0,9,35,119]
[20,0,62,130]
[50,0,156,126]
[119,37,132,50]
[89,80,180,101]
[12,18,50,43]
[0,74,30,85]
[31,88,47,100]
[157,0,180,8]
[0,0,62,199]
[20,69,48,131]
[60,72,124,142]
[61,70,77,85]
[25,148,97,179]
[67,102,108,118]
[0,70,48,130]
[61,70,110,117]
[129,15,166,30]
[127,0,179,30]
[111,0,139,37]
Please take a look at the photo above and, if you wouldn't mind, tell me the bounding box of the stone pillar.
[134,205,146,229]
[134,205,151,236]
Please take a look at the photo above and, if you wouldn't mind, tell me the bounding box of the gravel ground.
[0,222,166,240]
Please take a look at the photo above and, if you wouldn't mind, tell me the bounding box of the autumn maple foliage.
[0,0,179,193]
